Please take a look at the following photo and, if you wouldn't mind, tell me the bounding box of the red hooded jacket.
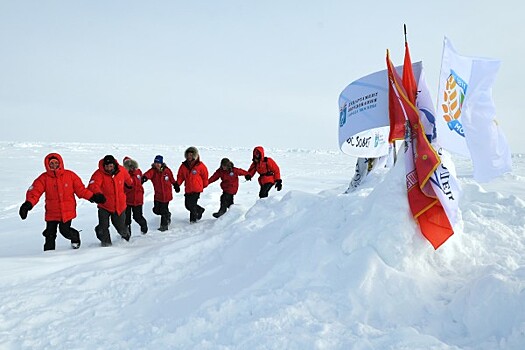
[177,160,209,194]
[25,153,93,222]
[123,157,145,206]
[208,167,249,195]
[88,158,132,215]
[143,164,176,202]
[247,146,281,185]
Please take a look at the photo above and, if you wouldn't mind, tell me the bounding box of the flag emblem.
[441,70,467,137]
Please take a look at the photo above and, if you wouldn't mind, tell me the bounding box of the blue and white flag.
[436,37,512,182]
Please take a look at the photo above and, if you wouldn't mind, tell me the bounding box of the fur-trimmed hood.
[123,156,139,171]
[184,146,200,161]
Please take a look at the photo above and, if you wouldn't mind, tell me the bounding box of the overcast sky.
[1,0,523,152]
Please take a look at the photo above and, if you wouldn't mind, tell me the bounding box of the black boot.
[43,237,56,251]
[212,210,226,218]
[196,206,205,221]
[95,226,112,247]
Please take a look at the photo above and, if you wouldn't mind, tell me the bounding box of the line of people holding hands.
[19,146,282,251]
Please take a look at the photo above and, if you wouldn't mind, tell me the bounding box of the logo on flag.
[441,70,467,137]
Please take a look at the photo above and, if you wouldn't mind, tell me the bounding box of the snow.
[1,141,524,349]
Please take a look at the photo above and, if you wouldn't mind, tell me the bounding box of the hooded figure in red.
[245,146,282,198]
[19,153,105,251]
[208,158,249,218]
[175,146,209,223]
[123,156,148,234]
[88,155,133,246]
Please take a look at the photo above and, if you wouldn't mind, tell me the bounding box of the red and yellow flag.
[387,42,454,250]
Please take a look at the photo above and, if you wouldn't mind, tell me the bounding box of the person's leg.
[42,221,58,251]
[95,208,112,246]
[125,206,132,233]
[213,192,229,218]
[111,211,130,241]
[157,202,170,231]
[184,193,200,223]
[132,205,148,234]
[225,193,234,209]
[259,183,274,198]
[58,220,81,248]
[196,194,204,220]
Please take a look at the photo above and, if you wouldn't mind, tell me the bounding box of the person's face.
[104,163,115,173]
[254,150,261,160]
[48,159,60,170]
[186,152,194,161]
[221,164,228,171]
[154,162,161,170]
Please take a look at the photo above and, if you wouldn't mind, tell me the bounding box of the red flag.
[386,50,406,143]
[402,41,417,105]
[387,44,454,249]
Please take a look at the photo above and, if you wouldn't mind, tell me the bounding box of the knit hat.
[103,155,116,166]
[154,155,164,164]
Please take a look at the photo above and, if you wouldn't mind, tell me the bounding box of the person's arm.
[201,165,209,188]
[25,174,46,207]
[71,171,94,201]
[234,167,250,177]
[268,158,281,181]
[208,169,220,184]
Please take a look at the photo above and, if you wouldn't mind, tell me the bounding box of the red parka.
[247,146,281,185]
[123,157,145,206]
[208,167,249,195]
[177,160,209,194]
[25,153,93,222]
[88,158,132,215]
[143,164,176,202]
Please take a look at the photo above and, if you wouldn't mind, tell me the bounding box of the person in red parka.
[123,156,148,234]
[19,153,106,251]
[174,147,209,223]
[142,155,177,232]
[88,155,133,246]
[245,146,282,198]
[208,158,249,218]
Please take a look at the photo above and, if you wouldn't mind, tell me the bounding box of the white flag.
[338,62,422,158]
[436,37,512,182]
[417,64,462,228]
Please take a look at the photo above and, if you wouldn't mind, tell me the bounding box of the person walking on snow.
[123,156,148,234]
[174,147,209,223]
[142,155,177,232]
[208,158,249,218]
[245,146,282,198]
[88,155,133,246]
[19,153,106,251]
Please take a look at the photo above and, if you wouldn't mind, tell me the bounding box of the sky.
[1,1,524,152]
[1,141,525,349]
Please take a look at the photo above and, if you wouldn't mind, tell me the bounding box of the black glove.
[141,176,148,184]
[275,179,282,191]
[19,201,33,220]
[245,174,252,181]
[90,193,107,204]
[173,183,180,193]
